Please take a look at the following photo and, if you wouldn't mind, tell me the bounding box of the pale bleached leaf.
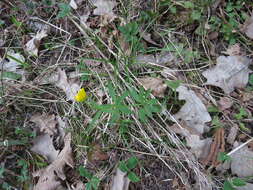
[55,68,81,101]
[30,113,58,136]
[31,134,59,163]
[92,0,117,17]
[202,56,251,94]
[110,168,130,190]
[33,133,74,190]
[69,0,77,9]
[25,28,48,56]
[231,145,253,177]
[0,50,25,75]
[138,77,167,97]
[186,135,212,159]
[242,14,253,39]
[173,85,211,134]
[237,183,253,190]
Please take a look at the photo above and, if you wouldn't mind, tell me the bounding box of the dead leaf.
[141,32,161,47]
[33,133,74,190]
[138,77,167,97]
[227,125,238,145]
[202,56,252,94]
[241,14,253,39]
[31,134,59,163]
[69,0,77,9]
[242,91,253,102]
[0,50,25,75]
[135,51,175,66]
[231,145,253,177]
[92,0,117,17]
[110,168,130,190]
[223,43,241,56]
[55,68,81,101]
[88,144,109,163]
[218,97,233,111]
[25,28,48,56]
[173,85,211,134]
[186,135,212,159]
[30,113,58,136]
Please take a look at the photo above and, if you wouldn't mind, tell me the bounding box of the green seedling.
[223,178,246,190]
[17,160,29,182]
[217,152,232,163]
[57,3,71,18]
[118,156,140,182]
[211,116,224,128]
[79,166,100,190]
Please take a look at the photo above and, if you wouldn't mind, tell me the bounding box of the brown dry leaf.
[92,0,117,18]
[202,56,252,94]
[33,133,74,190]
[55,68,81,101]
[241,14,253,39]
[186,135,212,159]
[110,168,130,190]
[218,97,233,111]
[141,32,161,47]
[173,85,211,134]
[31,134,59,163]
[88,144,109,163]
[138,77,167,97]
[231,144,253,177]
[24,28,48,56]
[30,113,58,136]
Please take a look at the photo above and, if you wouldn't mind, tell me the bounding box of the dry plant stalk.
[201,128,225,166]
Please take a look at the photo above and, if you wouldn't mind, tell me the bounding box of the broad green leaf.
[232,178,246,187]
[183,1,194,9]
[127,172,140,182]
[79,166,93,180]
[126,156,138,170]
[91,177,100,189]
[217,152,232,162]
[57,3,71,18]
[138,108,147,122]
[207,106,219,113]
[118,161,129,172]
[166,80,181,91]
[223,180,236,190]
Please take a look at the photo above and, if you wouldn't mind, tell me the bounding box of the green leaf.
[191,10,201,20]
[166,80,181,91]
[211,116,223,128]
[235,107,248,120]
[217,152,232,162]
[127,172,140,182]
[207,106,219,113]
[183,1,194,9]
[126,156,138,170]
[223,180,236,190]
[79,166,93,180]
[57,3,71,18]
[249,74,253,86]
[0,167,4,178]
[138,108,147,123]
[232,178,246,187]
[118,161,129,172]
[0,71,22,80]
[90,177,100,189]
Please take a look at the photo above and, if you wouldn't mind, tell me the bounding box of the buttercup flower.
[75,88,87,102]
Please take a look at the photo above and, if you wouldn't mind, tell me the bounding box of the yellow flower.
[75,88,87,102]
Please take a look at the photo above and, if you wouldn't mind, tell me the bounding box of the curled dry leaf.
[135,51,175,67]
[230,145,253,177]
[110,168,130,190]
[31,134,59,163]
[227,125,238,145]
[241,14,253,39]
[202,56,251,94]
[55,68,81,101]
[223,43,241,56]
[88,144,109,163]
[33,133,74,190]
[25,28,48,56]
[30,113,58,136]
[218,97,233,111]
[138,77,167,98]
[173,85,211,134]
[92,0,117,18]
